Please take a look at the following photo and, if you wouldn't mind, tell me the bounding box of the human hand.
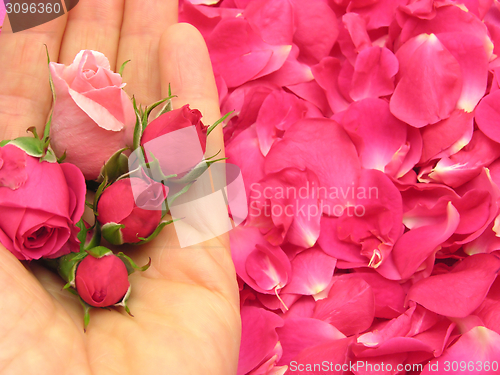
[0,1,240,374]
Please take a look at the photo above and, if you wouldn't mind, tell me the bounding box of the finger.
[0,14,67,140]
[117,0,178,106]
[159,23,224,158]
[28,262,85,326]
[0,246,91,374]
[157,24,232,277]
[58,0,125,67]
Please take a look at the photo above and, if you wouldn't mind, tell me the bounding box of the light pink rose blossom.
[49,50,136,180]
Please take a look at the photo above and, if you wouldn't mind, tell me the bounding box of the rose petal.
[313,275,375,336]
[390,33,462,128]
[341,98,407,171]
[422,326,500,374]
[277,317,345,365]
[393,201,460,279]
[407,253,500,318]
[282,248,337,296]
[350,46,399,100]
[238,306,284,375]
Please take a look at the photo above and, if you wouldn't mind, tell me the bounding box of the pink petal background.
[181,0,500,372]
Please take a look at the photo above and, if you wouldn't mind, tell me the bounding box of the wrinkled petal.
[475,90,500,144]
[277,317,345,365]
[238,306,284,375]
[341,98,407,171]
[393,201,460,279]
[407,253,500,317]
[313,275,375,336]
[206,18,291,87]
[312,57,351,113]
[244,0,293,45]
[350,46,399,100]
[245,244,291,293]
[290,339,351,373]
[282,248,337,296]
[354,270,407,318]
[419,109,474,164]
[289,0,339,63]
[390,33,462,128]
[265,118,361,211]
[474,277,500,335]
[422,326,500,374]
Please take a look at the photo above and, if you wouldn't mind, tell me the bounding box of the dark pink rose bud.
[140,105,207,177]
[96,177,166,244]
[141,104,206,151]
[75,254,130,307]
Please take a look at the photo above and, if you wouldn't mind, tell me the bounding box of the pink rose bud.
[49,50,136,180]
[75,254,130,307]
[97,177,167,244]
[0,144,86,260]
[140,105,207,177]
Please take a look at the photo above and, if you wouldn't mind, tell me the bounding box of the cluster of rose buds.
[180,0,500,373]
[0,49,224,329]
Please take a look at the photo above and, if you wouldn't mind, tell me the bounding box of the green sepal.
[85,246,113,258]
[143,150,170,181]
[8,137,44,157]
[93,175,109,215]
[206,157,228,166]
[44,44,56,103]
[165,182,193,209]
[142,95,175,125]
[114,285,133,316]
[76,219,88,245]
[155,99,173,119]
[57,251,88,286]
[86,224,101,250]
[40,147,57,163]
[97,147,129,183]
[57,150,67,163]
[205,149,222,160]
[133,219,176,245]
[153,84,176,120]
[76,219,101,250]
[63,285,79,295]
[43,44,56,141]
[101,222,125,246]
[132,96,143,151]
[42,111,53,145]
[26,126,39,139]
[79,297,92,332]
[118,59,131,77]
[206,111,233,136]
[116,252,151,274]
[168,159,209,185]
[0,140,9,147]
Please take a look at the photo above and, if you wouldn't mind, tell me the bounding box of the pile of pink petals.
[181,0,500,373]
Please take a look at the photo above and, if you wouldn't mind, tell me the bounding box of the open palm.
[0,1,240,374]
